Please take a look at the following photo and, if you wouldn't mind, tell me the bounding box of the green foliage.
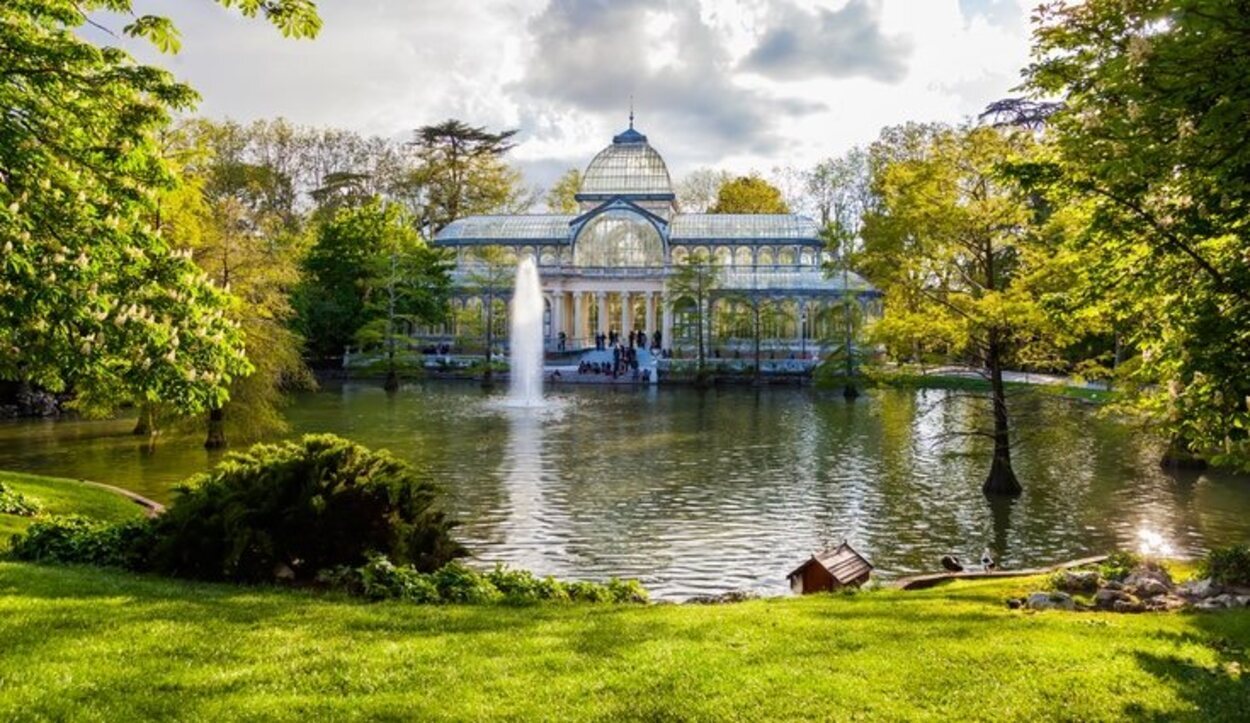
[431,561,503,604]
[1099,551,1144,582]
[7,515,152,569]
[0,482,41,517]
[409,120,528,234]
[1024,0,1250,470]
[1199,545,1250,587]
[545,169,582,214]
[145,434,464,583]
[0,1,284,414]
[316,559,649,606]
[668,250,720,373]
[709,175,790,214]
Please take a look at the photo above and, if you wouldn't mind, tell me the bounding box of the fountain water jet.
[508,256,545,406]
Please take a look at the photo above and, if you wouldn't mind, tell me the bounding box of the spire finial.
[629,95,635,129]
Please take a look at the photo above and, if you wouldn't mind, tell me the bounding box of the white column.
[572,292,584,347]
[662,292,673,352]
[645,292,656,336]
[550,293,562,344]
[596,291,608,336]
[620,291,631,336]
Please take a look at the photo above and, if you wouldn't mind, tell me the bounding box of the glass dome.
[573,209,665,267]
[579,128,674,197]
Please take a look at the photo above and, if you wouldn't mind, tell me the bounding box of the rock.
[1143,595,1187,612]
[1124,566,1173,590]
[1054,570,1100,594]
[1179,578,1221,599]
[1006,598,1023,610]
[1195,599,1226,612]
[1208,594,1239,609]
[1130,578,1171,599]
[1234,596,1250,608]
[1094,588,1132,610]
[1113,598,1146,613]
[1102,580,1125,591]
[1025,591,1075,611]
[687,590,759,604]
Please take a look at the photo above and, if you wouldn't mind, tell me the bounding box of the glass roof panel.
[717,268,875,293]
[435,215,574,243]
[670,214,820,241]
[580,142,673,196]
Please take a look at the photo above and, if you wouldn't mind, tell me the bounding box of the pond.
[1,382,1247,599]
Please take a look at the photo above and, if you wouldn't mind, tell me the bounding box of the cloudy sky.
[96,0,1037,187]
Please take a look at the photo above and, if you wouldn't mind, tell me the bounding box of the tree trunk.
[482,292,494,387]
[384,369,400,393]
[1160,435,1208,471]
[982,336,1021,496]
[752,301,762,386]
[204,405,227,449]
[132,403,157,436]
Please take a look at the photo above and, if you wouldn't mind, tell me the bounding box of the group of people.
[593,329,662,352]
[578,351,651,383]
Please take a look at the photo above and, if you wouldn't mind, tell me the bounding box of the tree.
[355,216,453,391]
[808,148,874,397]
[720,292,783,384]
[170,120,312,449]
[461,245,514,385]
[861,125,1064,496]
[676,168,733,213]
[0,1,317,417]
[1024,0,1250,470]
[296,200,392,361]
[668,250,720,382]
[710,175,790,214]
[409,120,520,234]
[545,169,582,213]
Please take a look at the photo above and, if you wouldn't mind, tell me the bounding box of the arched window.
[714,247,732,267]
[735,246,754,267]
[757,247,774,266]
[671,246,688,265]
[574,210,665,267]
[777,248,796,266]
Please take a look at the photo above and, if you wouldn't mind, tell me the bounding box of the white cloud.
[85,0,1035,187]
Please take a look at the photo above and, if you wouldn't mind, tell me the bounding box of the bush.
[144,434,464,583]
[1199,545,1250,586]
[358,555,440,603]
[1099,551,1142,581]
[0,482,42,517]
[432,562,501,604]
[8,515,152,568]
[606,578,649,604]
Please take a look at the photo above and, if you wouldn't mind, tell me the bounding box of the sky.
[93,0,1038,189]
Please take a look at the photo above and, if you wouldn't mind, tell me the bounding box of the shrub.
[144,434,464,583]
[566,580,613,603]
[432,562,500,604]
[1099,551,1142,581]
[606,578,649,604]
[358,555,439,603]
[1199,545,1250,586]
[8,515,152,568]
[0,482,42,517]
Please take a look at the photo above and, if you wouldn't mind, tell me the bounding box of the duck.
[940,555,964,572]
[981,548,996,572]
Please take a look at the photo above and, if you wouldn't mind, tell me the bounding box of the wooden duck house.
[787,542,873,594]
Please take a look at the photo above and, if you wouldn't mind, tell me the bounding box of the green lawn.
[0,471,1246,720]
[0,471,144,545]
[0,563,1245,721]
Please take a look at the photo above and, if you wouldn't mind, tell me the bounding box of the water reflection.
[0,383,1248,599]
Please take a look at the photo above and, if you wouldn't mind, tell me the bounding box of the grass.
[0,471,1247,720]
[0,471,144,546]
[0,565,1247,720]
[841,370,1120,403]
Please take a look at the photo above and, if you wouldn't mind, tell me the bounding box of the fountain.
[508,256,545,406]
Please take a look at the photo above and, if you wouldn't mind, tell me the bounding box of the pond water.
[1,383,1248,599]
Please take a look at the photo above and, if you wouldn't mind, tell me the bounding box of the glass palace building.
[433,123,880,356]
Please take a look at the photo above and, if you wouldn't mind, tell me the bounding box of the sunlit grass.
[0,563,1246,720]
[0,471,144,546]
